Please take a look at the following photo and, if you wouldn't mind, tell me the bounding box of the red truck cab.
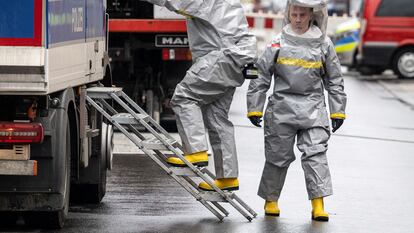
[357,0,414,78]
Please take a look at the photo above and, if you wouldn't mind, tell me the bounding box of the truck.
[106,0,192,130]
[0,0,112,228]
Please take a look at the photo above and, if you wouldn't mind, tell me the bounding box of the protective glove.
[331,119,344,133]
[249,116,262,127]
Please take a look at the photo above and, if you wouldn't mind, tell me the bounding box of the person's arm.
[246,38,280,119]
[224,33,258,67]
[322,37,347,121]
[219,7,257,67]
[143,0,204,18]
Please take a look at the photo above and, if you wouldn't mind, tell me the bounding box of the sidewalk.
[378,79,414,108]
[346,69,414,108]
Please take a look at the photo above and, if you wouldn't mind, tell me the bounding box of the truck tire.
[70,114,107,204]
[106,124,114,170]
[97,120,108,202]
[96,122,109,199]
[393,48,414,79]
[25,122,71,229]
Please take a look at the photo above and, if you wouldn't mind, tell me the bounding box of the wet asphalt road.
[2,73,414,233]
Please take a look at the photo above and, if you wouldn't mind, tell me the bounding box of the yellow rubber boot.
[198,178,239,191]
[311,197,329,221]
[264,201,280,216]
[166,151,208,167]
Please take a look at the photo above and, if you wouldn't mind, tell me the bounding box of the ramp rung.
[170,167,197,176]
[111,113,149,124]
[198,191,233,202]
[141,137,177,150]
[87,87,123,99]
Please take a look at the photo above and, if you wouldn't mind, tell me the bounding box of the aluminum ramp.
[86,86,257,221]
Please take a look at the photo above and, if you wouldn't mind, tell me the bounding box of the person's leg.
[171,89,209,154]
[198,88,240,191]
[258,118,297,215]
[170,49,240,152]
[165,85,210,166]
[168,52,232,166]
[297,126,331,221]
[297,127,332,199]
[203,88,238,179]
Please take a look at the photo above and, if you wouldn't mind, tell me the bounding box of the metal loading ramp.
[86,86,257,221]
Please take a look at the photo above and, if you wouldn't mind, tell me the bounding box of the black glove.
[331,119,344,133]
[242,63,259,79]
[249,116,262,127]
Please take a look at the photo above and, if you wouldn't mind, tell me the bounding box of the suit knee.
[300,144,328,159]
[265,155,295,168]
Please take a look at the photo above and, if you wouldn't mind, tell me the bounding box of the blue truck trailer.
[0,0,112,228]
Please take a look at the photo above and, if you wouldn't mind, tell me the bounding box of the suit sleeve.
[246,39,280,117]
[224,33,258,68]
[322,38,347,119]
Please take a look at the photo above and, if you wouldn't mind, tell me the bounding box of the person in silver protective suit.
[246,0,346,221]
[145,0,257,191]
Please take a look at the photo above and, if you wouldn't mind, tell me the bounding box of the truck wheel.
[91,111,108,203]
[393,48,414,79]
[71,117,107,204]
[26,123,71,229]
[96,122,110,199]
[106,124,114,170]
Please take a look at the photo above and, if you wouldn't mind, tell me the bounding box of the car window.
[376,0,414,17]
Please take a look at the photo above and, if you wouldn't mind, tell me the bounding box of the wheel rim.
[398,52,414,78]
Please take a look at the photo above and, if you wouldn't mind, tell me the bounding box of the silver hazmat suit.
[146,0,257,178]
[247,0,346,200]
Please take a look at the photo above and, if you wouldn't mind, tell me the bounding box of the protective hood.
[283,0,328,37]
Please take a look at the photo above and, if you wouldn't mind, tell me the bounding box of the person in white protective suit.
[246,0,346,221]
[145,0,257,191]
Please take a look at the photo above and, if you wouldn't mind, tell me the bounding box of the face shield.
[283,0,328,36]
